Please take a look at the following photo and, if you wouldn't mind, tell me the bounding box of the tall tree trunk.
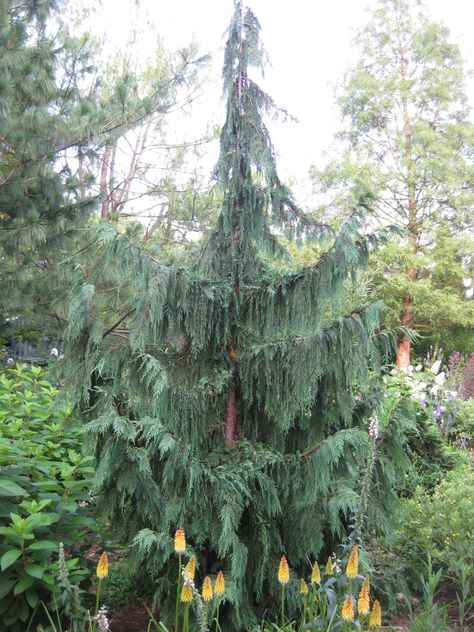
[223,388,237,448]
[100,144,111,219]
[397,63,418,370]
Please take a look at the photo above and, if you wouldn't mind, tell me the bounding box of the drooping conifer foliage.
[64,3,407,628]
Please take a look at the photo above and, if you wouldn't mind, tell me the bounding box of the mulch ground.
[109,600,156,631]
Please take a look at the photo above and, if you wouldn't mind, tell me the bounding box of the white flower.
[408,365,414,373]
[430,359,441,374]
[94,606,110,632]
[6,357,14,366]
[430,385,440,395]
[369,415,380,439]
[415,364,423,372]
[434,371,445,385]
[50,347,59,357]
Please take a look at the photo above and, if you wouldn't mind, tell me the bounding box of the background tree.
[0,0,206,350]
[63,3,411,628]
[312,0,474,367]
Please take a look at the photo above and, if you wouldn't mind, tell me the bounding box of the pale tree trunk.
[100,144,111,219]
[396,61,418,370]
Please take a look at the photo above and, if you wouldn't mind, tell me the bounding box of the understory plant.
[0,364,96,630]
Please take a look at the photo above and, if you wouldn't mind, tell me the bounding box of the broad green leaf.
[0,579,16,600]
[0,548,22,570]
[28,540,58,551]
[25,587,39,609]
[13,575,34,595]
[25,563,44,579]
[0,479,28,497]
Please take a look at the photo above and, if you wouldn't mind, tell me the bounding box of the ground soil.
[109,600,155,631]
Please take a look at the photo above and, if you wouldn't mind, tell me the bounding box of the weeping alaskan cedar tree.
[65,3,409,628]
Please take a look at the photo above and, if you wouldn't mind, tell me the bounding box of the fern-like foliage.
[62,3,412,629]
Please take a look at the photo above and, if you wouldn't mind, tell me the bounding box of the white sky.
[85,0,474,201]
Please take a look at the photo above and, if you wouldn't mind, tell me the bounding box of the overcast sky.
[90,0,474,197]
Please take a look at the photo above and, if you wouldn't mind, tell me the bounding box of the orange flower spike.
[278,555,290,585]
[214,570,225,595]
[369,599,382,627]
[325,556,333,576]
[181,583,193,603]
[342,595,355,622]
[311,560,321,584]
[96,551,108,579]
[184,555,196,581]
[358,577,370,616]
[174,528,186,554]
[346,545,359,579]
[202,576,213,602]
[361,575,370,594]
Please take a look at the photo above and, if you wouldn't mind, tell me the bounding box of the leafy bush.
[0,364,95,630]
[101,554,153,608]
[394,468,474,591]
[454,398,474,448]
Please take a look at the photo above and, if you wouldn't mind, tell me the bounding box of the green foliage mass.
[61,3,415,629]
[367,228,474,355]
[0,0,205,344]
[312,0,474,363]
[0,364,95,631]
[394,468,474,591]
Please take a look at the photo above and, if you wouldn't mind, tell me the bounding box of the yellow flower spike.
[361,575,370,594]
[358,580,370,616]
[342,595,355,622]
[214,570,225,595]
[174,528,186,554]
[325,557,333,576]
[184,555,196,581]
[96,551,108,579]
[346,545,359,579]
[311,560,321,584]
[202,576,213,602]
[278,555,290,585]
[369,599,382,627]
[181,583,193,603]
[300,578,309,595]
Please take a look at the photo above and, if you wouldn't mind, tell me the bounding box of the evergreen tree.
[312,0,474,368]
[0,0,205,346]
[64,3,408,628]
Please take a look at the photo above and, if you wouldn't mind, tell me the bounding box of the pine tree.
[64,3,406,628]
[0,0,206,346]
[312,0,474,368]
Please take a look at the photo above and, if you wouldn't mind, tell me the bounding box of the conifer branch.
[102,308,135,339]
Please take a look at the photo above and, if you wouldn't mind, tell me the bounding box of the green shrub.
[0,364,95,631]
[455,398,474,448]
[101,555,152,608]
[394,467,474,591]
[401,410,468,493]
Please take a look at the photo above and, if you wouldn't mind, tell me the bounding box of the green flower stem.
[175,554,182,632]
[182,603,189,632]
[300,594,308,631]
[281,584,285,627]
[93,578,102,632]
[215,600,220,632]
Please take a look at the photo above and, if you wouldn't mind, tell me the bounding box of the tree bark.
[396,59,418,370]
[223,388,237,448]
[100,144,111,219]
